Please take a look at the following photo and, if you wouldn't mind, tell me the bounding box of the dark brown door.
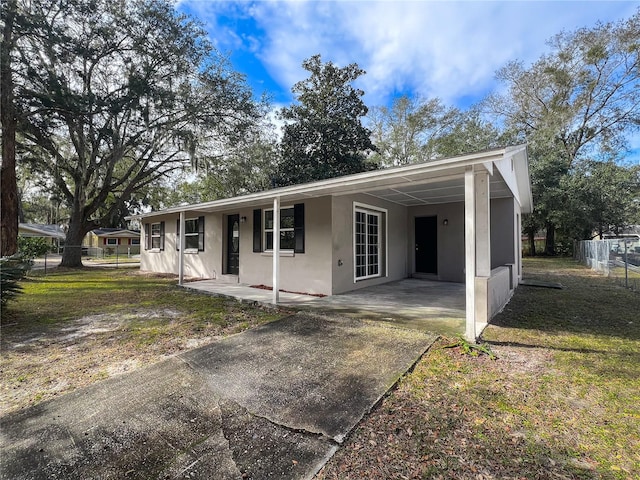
[226,214,240,275]
[415,216,437,274]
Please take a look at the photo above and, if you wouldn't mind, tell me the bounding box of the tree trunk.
[1,0,18,257]
[528,230,536,257]
[61,213,87,267]
[544,222,556,256]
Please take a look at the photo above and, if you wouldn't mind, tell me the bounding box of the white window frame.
[151,223,162,250]
[264,206,295,252]
[106,238,118,246]
[131,238,140,245]
[353,202,388,282]
[184,218,199,251]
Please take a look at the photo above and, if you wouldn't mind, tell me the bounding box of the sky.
[175,0,640,161]
[176,0,638,109]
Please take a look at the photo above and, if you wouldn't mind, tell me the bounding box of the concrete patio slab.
[1,313,436,479]
[185,278,466,337]
[184,280,320,306]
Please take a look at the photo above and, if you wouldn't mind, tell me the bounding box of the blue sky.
[176,1,640,160]
[177,1,638,109]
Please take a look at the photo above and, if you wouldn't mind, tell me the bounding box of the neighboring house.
[132,145,533,341]
[83,228,141,255]
[18,223,66,250]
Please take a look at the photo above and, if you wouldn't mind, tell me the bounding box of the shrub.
[0,255,31,307]
[18,237,51,263]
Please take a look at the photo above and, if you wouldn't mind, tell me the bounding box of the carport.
[134,145,532,341]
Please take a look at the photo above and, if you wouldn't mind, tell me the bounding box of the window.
[354,206,385,281]
[176,216,205,252]
[253,204,304,254]
[151,223,162,249]
[131,238,140,245]
[106,238,118,246]
[184,219,199,249]
[144,222,164,251]
[264,207,295,251]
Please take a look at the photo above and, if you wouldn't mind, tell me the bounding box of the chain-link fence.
[60,245,140,259]
[575,238,640,291]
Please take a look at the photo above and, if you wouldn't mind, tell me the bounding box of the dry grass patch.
[0,268,283,415]
[317,258,640,480]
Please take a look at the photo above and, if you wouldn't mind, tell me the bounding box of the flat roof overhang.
[128,145,531,220]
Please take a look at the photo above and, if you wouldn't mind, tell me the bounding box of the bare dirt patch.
[1,308,273,416]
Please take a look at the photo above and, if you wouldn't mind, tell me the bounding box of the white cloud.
[181,0,638,108]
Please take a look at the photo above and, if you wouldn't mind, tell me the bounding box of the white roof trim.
[129,145,532,219]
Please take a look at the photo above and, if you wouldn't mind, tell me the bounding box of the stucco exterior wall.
[408,202,465,283]
[331,193,408,295]
[490,197,516,269]
[140,212,222,278]
[238,196,333,295]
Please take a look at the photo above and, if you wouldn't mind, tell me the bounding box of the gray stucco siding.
[331,194,408,295]
[140,212,222,278]
[408,203,465,283]
[490,197,517,269]
[238,196,333,296]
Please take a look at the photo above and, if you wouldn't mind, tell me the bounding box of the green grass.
[2,268,280,329]
[318,257,640,480]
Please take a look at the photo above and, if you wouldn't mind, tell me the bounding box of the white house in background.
[18,223,66,250]
[131,145,533,341]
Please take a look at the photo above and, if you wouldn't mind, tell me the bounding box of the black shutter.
[253,209,262,252]
[176,218,180,251]
[198,216,205,251]
[294,203,305,254]
[144,223,150,250]
[159,221,165,251]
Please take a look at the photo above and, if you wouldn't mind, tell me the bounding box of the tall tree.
[157,118,280,207]
[560,160,640,241]
[486,10,640,254]
[369,96,461,166]
[276,54,376,186]
[11,0,259,266]
[1,0,18,256]
[431,108,511,158]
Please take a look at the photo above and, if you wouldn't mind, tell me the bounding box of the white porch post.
[464,167,476,341]
[464,166,491,342]
[475,172,491,277]
[178,211,185,286]
[474,170,491,332]
[272,196,280,304]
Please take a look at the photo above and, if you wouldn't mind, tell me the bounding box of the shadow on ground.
[1,313,436,479]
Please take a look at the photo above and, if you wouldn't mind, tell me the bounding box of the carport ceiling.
[362,171,512,206]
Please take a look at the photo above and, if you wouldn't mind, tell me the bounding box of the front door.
[415,216,437,274]
[226,214,240,275]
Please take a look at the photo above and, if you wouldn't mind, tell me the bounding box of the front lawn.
[0,268,283,415]
[317,258,640,479]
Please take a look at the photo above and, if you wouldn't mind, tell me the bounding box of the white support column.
[272,196,280,304]
[474,170,491,333]
[516,211,523,282]
[475,171,491,277]
[464,167,476,342]
[178,211,185,286]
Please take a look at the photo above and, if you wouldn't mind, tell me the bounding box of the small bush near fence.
[575,239,640,291]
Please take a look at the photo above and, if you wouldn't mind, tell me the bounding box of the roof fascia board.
[130,147,511,220]
[505,145,533,213]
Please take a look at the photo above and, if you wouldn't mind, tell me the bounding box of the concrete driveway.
[1,313,436,479]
